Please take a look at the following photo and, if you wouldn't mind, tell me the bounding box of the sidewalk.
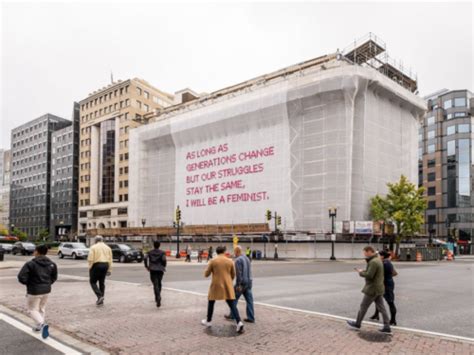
[0,274,472,354]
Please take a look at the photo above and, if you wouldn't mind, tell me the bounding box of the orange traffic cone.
[416,252,422,262]
[447,251,453,261]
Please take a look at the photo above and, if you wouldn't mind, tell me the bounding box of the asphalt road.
[3,254,474,338]
[0,320,62,355]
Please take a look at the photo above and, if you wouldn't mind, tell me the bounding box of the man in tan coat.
[201,246,244,334]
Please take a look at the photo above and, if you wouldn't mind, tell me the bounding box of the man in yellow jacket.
[87,236,113,306]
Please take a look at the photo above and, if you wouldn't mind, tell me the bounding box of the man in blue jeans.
[225,245,255,323]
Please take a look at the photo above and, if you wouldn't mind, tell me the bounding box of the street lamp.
[10,224,15,235]
[174,206,182,258]
[328,207,337,261]
[428,222,434,247]
[141,218,146,228]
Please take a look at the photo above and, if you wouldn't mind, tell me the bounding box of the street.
[1,254,473,339]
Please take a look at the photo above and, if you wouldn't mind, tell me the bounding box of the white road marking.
[0,313,82,355]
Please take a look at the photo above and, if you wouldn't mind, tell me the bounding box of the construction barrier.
[416,252,422,262]
[399,247,443,261]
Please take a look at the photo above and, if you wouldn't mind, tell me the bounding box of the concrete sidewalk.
[0,274,472,354]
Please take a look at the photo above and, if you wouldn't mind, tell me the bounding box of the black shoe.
[224,314,234,320]
[390,320,397,326]
[244,318,255,323]
[156,301,161,308]
[379,326,392,335]
[369,314,379,321]
[346,321,360,330]
[96,296,104,306]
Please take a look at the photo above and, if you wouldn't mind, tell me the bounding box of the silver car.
[0,243,13,253]
[58,242,89,260]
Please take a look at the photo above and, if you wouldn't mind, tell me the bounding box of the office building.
[50,103,80,240]
[419,89,473,254]
[10,114,71,238]
[78,78,174,235]
[0,149,11,229]
[128,35,426,234]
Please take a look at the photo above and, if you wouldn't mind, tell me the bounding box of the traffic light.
[175,206,181,223]
[266,210,272,221]
[276,215,282,226]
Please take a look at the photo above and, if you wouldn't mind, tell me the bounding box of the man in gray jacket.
[144,241,167,307]
[225,245,255,322]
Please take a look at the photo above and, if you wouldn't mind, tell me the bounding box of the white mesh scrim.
[129,62,425,232]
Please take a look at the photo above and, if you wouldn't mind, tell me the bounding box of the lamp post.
[328,207,337,261]
[10,224,15,236]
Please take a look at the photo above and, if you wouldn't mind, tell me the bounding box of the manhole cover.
[204,325,244,338]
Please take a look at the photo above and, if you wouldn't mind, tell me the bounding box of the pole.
[176,222,180,258]
[330,212,336,261]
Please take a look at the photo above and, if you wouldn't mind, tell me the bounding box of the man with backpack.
[17,244,58,339]
[144,241,167,307]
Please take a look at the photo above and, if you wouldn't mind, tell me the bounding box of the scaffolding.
[342,32,418,93]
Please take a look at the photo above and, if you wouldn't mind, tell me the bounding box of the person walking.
[245,246,252,261]
[17,244,57,339]
[185,245,192,262]
[197,249,203,263]
[370,250,398,325]
[347,246,392,334]
[207,246,213,261]
[144,241,167,308]
[225,245,255,323]
[87,236,113,306]
[201,246,244,334]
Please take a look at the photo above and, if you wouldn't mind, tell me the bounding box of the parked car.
[58,242,89,259]
[108,243,143,263]
[12,242,36,255]
[0,243,13,254]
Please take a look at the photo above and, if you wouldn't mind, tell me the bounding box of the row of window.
[80,187,90,194]
[11,184,47,193]
[53,155,73,165]
[12,132,47,148]
[11,173,47,184]
[53,167,73,176]
[119,153,129,161]
[12,152,47,166]
[55,144,73,153]
[425,111,469,126]
[12,120,48,139]
[119,180,129,188]
[82,85,130,111]
[80,199,90,206]
[12,142,47,157]
[119,194,129,202]
[80,151,91,158]
[81,100,131,122]
[119,140,129,149]
[12,162,47,175]
[52,132,73,143]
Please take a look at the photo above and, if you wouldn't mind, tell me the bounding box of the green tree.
[12,228,28,241]
[370,175,427,256]
[37,228,50,242]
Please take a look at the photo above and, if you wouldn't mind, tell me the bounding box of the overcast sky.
[1,1,472,149]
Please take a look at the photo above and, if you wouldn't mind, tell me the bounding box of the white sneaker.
[236,321,244,334]
[201,319,212,327]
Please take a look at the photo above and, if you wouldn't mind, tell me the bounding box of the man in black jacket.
[17,244,58,339]
[144,241,167,307]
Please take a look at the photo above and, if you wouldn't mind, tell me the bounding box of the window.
[137,100,142,109]
[418,133,423,142]
[447,140,455,156]
[447,126,456,135]
[427,130,435,139]
[443,99,452,109]
[144,91,149,99]
[426,116,435,125]
[144,104,149,112]
[454,112,467,118]
[137,87,142,95]
[427,172,436,182]
[427,144,435,153]
[428,187,436,196]
[427,201,436,209]
[458,124,470,133]
[454,97,466,107]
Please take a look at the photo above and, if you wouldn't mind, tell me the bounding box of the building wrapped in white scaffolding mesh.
[128,37,426,235]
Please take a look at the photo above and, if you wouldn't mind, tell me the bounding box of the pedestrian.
[245,246,252,261]
[197,249,203,263]
[87,235,113,306]
[17,244,57,339]
[370,250,398,325]
[207,246,213,261]
[144,241,167,308]
[201,246,244,334]
[347,246,392,334]
[225,245,255,323]
[185,244,192,262]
